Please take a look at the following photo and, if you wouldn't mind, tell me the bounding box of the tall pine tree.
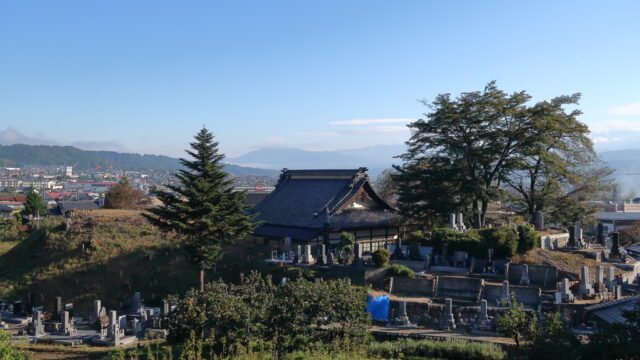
[144,128,257,290]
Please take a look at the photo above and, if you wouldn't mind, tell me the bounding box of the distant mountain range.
[4,144,640,187]
[0,144,278,176]
[228,145,406,177]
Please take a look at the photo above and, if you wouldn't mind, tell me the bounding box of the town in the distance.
[3,2,640,359]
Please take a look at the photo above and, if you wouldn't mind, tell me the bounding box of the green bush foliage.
[165,271,370,355]
[367,338,506,360]
[386,264,415,278]
[372,248,391,268]
[431,227,518,258]
[0,328,31,360]
[476,227,518,258]
[517,223,538,253]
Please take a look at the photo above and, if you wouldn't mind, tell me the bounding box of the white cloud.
[610,103,640,115]
[592,136,620,144]
[329,118,414,125]
[263,137,287,143]
[590,120,640,134]
[294,131,340,136]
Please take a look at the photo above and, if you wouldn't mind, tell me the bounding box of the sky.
[1,1,640,158]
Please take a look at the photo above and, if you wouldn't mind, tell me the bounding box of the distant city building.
[65,166,73,177]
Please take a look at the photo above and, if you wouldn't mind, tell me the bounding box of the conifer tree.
[144,128,257,290]
[24,191,46,217]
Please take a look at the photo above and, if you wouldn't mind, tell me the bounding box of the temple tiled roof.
[251,168,399,239]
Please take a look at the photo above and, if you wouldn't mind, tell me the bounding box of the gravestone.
[554,292,563,304]
[454,251,468,267]
[473,213,481,229]
[574,222,582,242]
[579,266,594,296]
[606,267,615,290]
[611,232,620,257]
[108,310,120,345]
[476,299,491,329]
[389,301,415,328]
[499,280,511,305]
[519,264,531,285]
[595,266,604,286]
[534,211,544,230]
[303,245,314,264]
[560,278,574,302]
[615,285,622,299]
[424,254,431,270]
[62,311,76,336]
[319,244,327,265]
[597,223,605,244]
[90,300,101,323]
[327,251,335,265]
[55,296,63,319]
[441,298,456,331]
[162,300,170,317]
[31,310,45,337]
[457,213,465,231]
[449,213,456,229]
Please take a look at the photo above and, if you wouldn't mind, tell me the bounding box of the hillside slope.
[0,144,278,175]
[0,210,271,314]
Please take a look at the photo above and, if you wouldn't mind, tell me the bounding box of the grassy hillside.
[0,210,273,314]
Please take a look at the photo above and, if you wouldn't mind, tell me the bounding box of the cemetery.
[264,210,640,341]
[0,291,170,348]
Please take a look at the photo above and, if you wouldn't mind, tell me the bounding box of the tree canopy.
[144,127,257,290]
[395,82,612,227]
[23,191,46,217]
[104,176,146,209]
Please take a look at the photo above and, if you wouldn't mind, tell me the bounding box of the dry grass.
[512,248,622,279]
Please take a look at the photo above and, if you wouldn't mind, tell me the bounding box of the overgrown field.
[0,210,271,313]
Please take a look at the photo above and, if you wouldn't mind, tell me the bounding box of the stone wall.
[391,277,436,296]
[508,263,557,288]
[391,299,509,331]
[483,284,541,306]
[540,233,570,250]
[435,276,483,301]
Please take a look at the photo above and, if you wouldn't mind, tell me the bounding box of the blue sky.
[1,1,639,157]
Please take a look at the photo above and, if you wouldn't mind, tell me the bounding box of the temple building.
[251,168,401,253]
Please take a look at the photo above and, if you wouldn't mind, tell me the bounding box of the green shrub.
[0,328,31,360]
[372,248,391,268]
[431,228,483,257]
[477,227,518,258]
[387,264,415,278]
[166,271,370,354]
[367,338,506,360]
[431,227,518,259]
[517,223,538,253]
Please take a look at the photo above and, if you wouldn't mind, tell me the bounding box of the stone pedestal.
[441,298,456,331]
[579,266,594,296]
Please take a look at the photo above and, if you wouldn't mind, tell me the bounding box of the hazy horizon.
[2,1,640,157]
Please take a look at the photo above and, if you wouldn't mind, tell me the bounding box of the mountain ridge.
[0,144,278,176]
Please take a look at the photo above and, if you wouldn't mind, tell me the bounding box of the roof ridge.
[585,295,639,311]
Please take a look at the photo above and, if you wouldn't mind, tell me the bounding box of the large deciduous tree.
[396,82,534,227]
[504,95,613,225]
[144,128,257,291]
[396,82,611,227]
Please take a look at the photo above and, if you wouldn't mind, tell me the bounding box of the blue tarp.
[366,295,390,321]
